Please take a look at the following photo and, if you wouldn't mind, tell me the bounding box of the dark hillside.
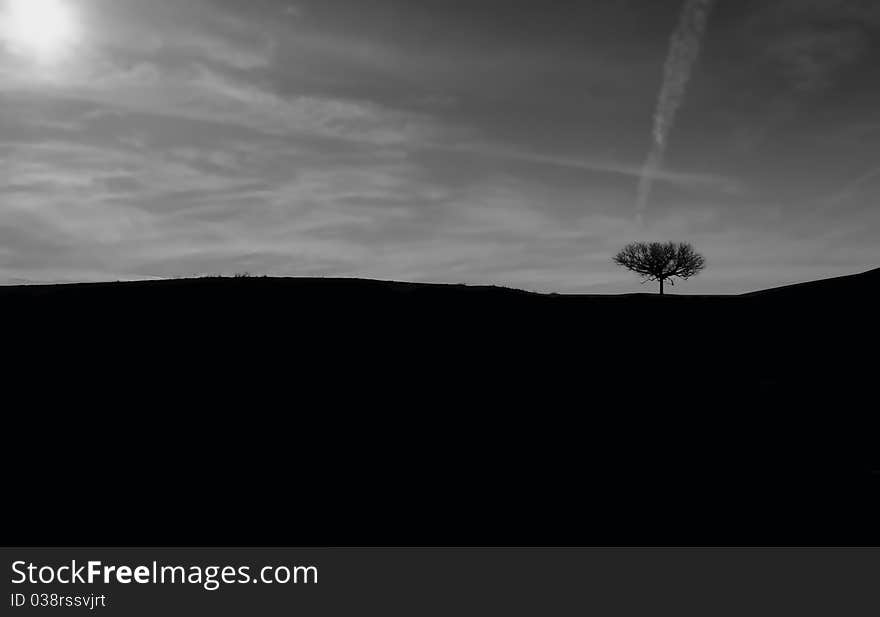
[745,266,880,298]
[2,271,877,545]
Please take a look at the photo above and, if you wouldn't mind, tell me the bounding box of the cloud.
[637,0,717,219]
[760,0,880,24]
[0,58,433,147]
[84,0,277,69]
[766,26,868,93]
[748,0,877,94]
[799,164,880,226]
[420,142,741,202]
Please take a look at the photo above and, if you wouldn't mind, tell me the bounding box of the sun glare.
[1,0,80,63]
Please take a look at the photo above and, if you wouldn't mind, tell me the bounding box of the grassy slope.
[2,268,877,544]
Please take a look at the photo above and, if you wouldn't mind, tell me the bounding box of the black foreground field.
[3,268,878,545]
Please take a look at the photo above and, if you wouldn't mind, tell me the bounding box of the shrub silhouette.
[613,241,706,295]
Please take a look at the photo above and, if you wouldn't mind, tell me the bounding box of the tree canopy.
[613,242,706,294]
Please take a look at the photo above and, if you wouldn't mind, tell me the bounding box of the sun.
[1,0,80,63]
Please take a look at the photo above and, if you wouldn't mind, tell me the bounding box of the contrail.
[636,0,717,222]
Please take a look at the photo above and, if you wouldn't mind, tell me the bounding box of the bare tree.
[613,242,706,295]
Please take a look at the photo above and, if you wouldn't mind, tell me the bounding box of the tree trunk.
[659,278,664,295]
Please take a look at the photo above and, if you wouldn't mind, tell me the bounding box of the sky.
[1,0,878,293]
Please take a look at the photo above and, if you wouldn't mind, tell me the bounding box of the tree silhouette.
[613,241,706,295]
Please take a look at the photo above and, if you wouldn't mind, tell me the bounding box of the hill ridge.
[1,265,877,297]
